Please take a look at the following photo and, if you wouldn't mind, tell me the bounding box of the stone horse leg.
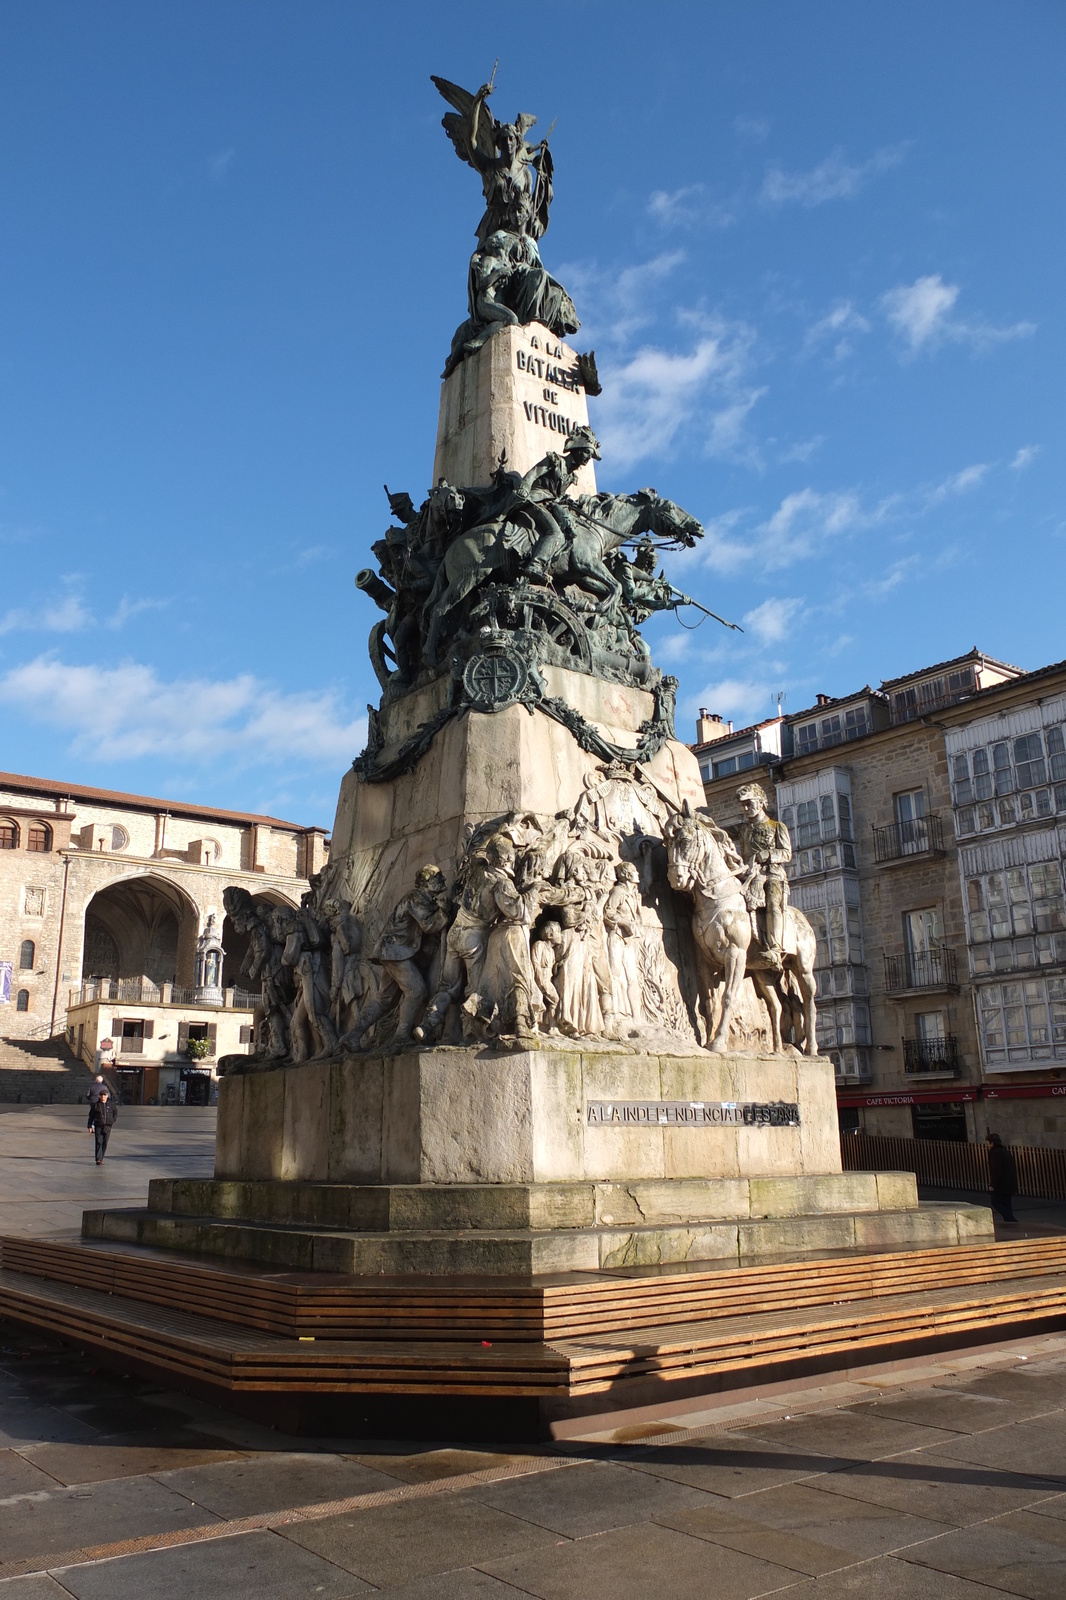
[703,904,750,1052]
[786,916,820,1055]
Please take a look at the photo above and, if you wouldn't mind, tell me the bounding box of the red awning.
[836,1088,979,1108]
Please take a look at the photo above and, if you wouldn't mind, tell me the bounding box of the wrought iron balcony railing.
[884,947,959,992]
[873,812,944,862]
[903,1033,960,1073]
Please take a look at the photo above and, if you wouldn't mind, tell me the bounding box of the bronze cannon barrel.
[355,569,396,611]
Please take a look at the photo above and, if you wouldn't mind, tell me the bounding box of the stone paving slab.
[278,1489,563,1587]
[50,1528,371,1600]
[469,1457,712,1538]
[0,1577,75,1599]
[15,1435,245,1487]
[921,1415,1066,1482]
[0,1470,222,1565]
[154,1451,406,1520]
[659,1478,953,1574]
[623,1431,854,1497]
[810,1449,1064,1527]
[478,1518,801,1600]
[774,1557,1012,1597]
[900,1508,1066,1599]
[0,1106,215,1239]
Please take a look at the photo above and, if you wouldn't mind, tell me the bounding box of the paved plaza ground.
[0,1106,1065,1597]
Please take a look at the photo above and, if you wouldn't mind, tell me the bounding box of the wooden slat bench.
[4,1234,1066,1343]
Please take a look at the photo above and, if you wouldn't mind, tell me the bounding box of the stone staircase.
[0,1036,93,1105]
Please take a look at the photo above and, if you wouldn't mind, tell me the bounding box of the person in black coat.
[986,1132,1018,1225]
[88,1087,117,1165]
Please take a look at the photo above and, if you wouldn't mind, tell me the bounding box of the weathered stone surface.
[215,1046,843,1187]
[85,1193,991,1275]
[433,323,596,493]
[329,695,705,962]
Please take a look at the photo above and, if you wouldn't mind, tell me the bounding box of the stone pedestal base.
[80,1047,993,1273]
[85,1168,991,1275]
[215,1047,843,1186]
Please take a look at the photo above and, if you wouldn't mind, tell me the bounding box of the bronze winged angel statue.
[432,71,579,372]
[432,69,554,244]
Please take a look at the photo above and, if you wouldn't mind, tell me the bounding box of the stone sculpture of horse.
[423,488,701,664]
[664,801,819,1055]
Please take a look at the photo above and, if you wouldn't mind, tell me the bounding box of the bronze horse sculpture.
[423,487,702,665]
[664,801,819,1055]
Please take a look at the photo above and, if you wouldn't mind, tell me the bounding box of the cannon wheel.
[467,585,593,669]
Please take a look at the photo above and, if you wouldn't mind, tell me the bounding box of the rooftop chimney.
[815,693,833,706]
[696,709,729,745]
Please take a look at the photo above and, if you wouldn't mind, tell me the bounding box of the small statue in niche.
[350,866,450,1050]
[530,920,563,1032]
[603,862,643,1021]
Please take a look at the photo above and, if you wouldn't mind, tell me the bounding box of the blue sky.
[1,2,1062,826]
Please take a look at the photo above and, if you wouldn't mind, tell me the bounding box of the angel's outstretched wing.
[430,75,497,170]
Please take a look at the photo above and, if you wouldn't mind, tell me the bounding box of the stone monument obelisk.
[92,74,990,1273]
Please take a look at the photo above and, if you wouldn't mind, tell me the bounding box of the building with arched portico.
[0,770,328,1099]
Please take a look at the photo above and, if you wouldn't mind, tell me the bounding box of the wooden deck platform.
[2,1232,1066,1438]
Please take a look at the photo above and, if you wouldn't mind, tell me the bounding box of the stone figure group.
[360,429,706,700]
[224,770,817,1069]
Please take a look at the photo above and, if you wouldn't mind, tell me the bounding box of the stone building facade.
[0,771,328,1069]
[694,651,1066,1148]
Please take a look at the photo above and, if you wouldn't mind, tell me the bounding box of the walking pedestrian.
[986,1132,1018,1225]
[88,1086,117,1165]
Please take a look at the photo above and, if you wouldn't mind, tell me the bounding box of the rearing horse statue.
[664,801,819,1055]
[423,488,702,665]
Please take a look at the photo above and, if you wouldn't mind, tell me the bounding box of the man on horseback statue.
[508,425,601,582]
[736,783,792,974]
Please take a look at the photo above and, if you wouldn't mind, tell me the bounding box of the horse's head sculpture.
[664,800,702,894]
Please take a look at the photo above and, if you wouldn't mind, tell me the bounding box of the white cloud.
[757,487,865,567]
[689,677,774,728]
[1011,445,1039,471]
[881,275,959,350]
[108,595,169,630]
[761,144,907,207]
[690,449,1001,578]
[209,147,235,183]
[733,114,771,142]
[863,555,920,598]
[560,251,685,347]
[0,594,94,636]
[743,597,803,645]
[595,319,762,468]
[804,301,871,360]
[647,186,707,227]
[0,656,367,770]
[881,274,1036,354]
[777,435,826,465]
[925,462,989,502]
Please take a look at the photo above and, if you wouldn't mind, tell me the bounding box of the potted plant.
[184,1036,211,1061]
